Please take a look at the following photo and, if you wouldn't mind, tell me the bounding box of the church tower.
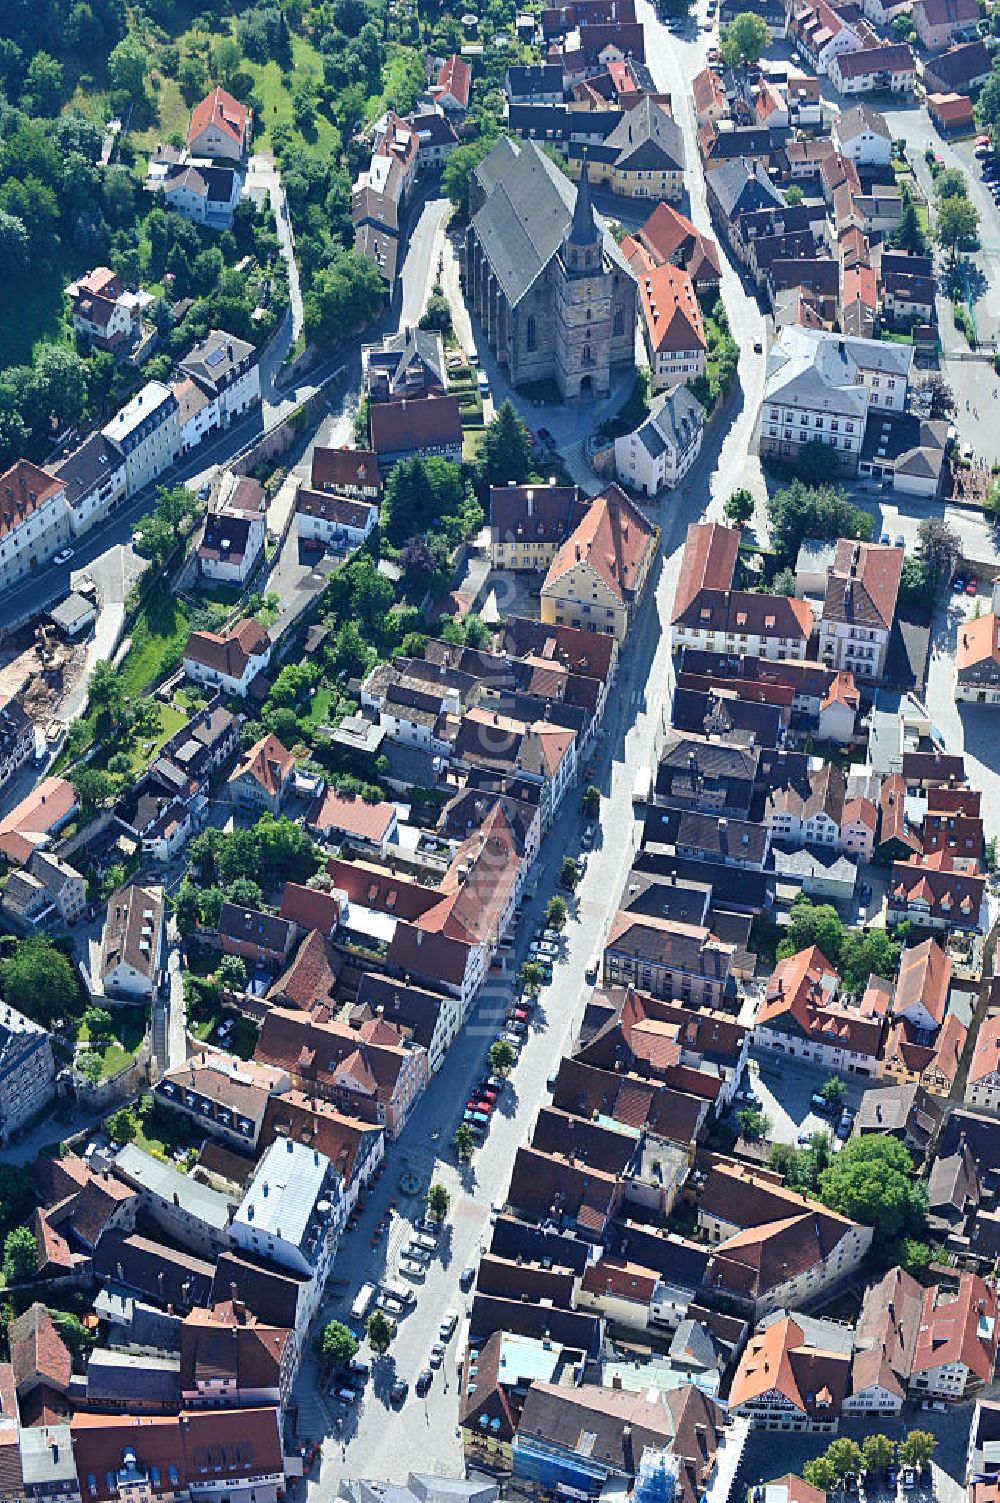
[555,158,614,400]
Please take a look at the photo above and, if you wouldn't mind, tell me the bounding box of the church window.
[526,316,537,351]
[613,308,624,335]
[583,343,591,364]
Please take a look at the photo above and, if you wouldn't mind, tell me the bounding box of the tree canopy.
[0,937,80,1029]
[818,1134,928,1253]
[719,11,769,67]
[767,479,872,565]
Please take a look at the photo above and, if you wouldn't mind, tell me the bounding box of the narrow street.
[305,12,777,1489]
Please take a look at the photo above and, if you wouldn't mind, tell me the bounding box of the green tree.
[76,1052,102,1083]
[226,877,263,908]
[426,1183,450,1222]
[719,10,769,68]
[785,184,803,206]
[899,1433,936,1470]
[441,137,496,217]
[0,937,79,1028]
[936,195,980,260]
[916,373,955,420]
[0,1166,35,1245]
[72,766,115,819]
[862,1436,895,1476]
[792,439,842,486]
[107,35,149,96]
[488,1039,516,1077]
[893,185,928,255]
[918,516,960,581]
[216,955,248,991]
[826,1440,864,1480]
[545,896,568,932]
[2,1226,36,1285]
[818,1134,928,1250]
[723,488,754,525]
[559,857,579,892]
[313,1319,358,1368]
[899,555,930,606]
[935,168,968,201]
[803,1459,839,1494]
[453,1122,477,1161]
[892,11,916,37]
[82,1006,115,1041]
[24,52,65,115]
[87,661,125,724]
[771,566,797,596]
[303,250,384,344]
[478,399,534,489]
[821,1075,846,1109]
[520,960,545,995]
[106,1107,137,1145]
[582,785,601,817]
[776,897,844,966]
[838,928,902,994]
[736,1107,771,1139]
[767,479,872,566]
[365,1309,395,1354]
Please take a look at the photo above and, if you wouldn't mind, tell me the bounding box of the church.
[462,138,637,401]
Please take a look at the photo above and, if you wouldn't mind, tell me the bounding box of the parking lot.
[735,1051,871,1149]
[735,1403,969,1503]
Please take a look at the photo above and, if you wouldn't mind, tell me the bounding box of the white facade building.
[614,385,704,496]
[102,381,181,497]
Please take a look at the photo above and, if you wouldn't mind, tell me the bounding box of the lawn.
[127,1100,205,1168]
[123,702,189,775]
[119,582,192,699]
[0,251,76,371]
[76,1008,147,1080]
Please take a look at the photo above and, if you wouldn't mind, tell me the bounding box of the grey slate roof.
[706,157,783,221]
[764,326,869,417]
[470,136,630,308]
[633,384,704,459]
[603,95,685,172]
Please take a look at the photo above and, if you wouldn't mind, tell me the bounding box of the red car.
[967,577,979,595]
[474,1100,495,1115]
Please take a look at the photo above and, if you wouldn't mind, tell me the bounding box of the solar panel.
[205,347,226,368]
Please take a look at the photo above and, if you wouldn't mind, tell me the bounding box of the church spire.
[569,154,599,245]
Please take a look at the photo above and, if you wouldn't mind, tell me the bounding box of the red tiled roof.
[369,393,462,456]
[278,882,341,936]
[231,733,294,799]
[307,786,395,843]
[70,1408,283,1500]
[436,53,472,107]
[184,617,270,678]
[0,461,65,545]
[187,86,249,149]
[629,256,707,356]
[912,1273,997,1382]
[543,484,656,606]
[895,937,951,1028]
[310,446,380,493]
[730,1315,850,1419]
[10,1304,71,1394]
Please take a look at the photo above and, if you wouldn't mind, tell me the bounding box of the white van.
[351,1283,376,1321]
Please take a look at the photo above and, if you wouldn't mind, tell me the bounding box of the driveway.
[245,152,304,410]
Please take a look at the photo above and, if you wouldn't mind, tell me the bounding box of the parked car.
[953,575,967,593]
[967,576,979,595]
[390,1379,408,1404]
[459,1265,476,1291]
[811,1092,833,1114]
[440,1309,459,1339]
[53,548,75,565]
[429,1342,446,1368]
[415,1369,433,1395]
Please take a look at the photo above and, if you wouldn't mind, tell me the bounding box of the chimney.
[527,491,533,518]
[718,818,728,855]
